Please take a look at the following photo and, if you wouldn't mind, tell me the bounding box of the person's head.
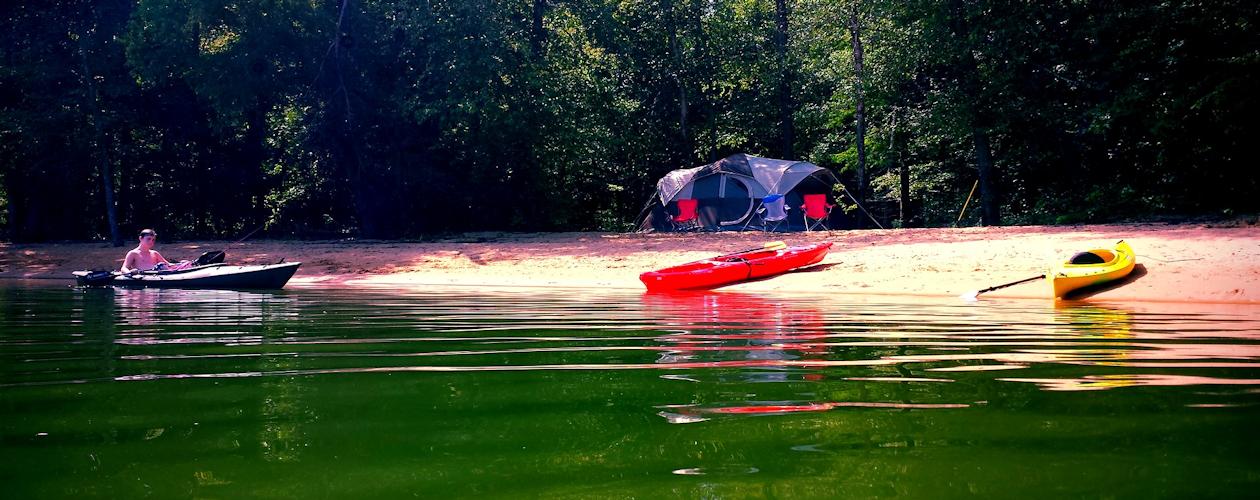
[138,229,157,249]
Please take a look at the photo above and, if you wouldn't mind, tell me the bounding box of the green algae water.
[3,284,1260,498]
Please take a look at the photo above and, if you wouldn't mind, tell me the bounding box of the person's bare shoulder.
[122,249,140,271]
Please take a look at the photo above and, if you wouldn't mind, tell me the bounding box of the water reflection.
[112,287,300,327]
[989,301,1260,393]
[4,285,1260,497]
[642,291,830,382]
[3,286,1260,396]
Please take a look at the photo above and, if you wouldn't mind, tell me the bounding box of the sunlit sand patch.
[288,275,338,285]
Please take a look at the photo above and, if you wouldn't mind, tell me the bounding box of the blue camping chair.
[743,194,789,232]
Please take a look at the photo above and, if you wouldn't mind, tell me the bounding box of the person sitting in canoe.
[121,229,191,273]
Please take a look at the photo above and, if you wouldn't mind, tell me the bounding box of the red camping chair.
[800,194,834,231]
[671,199,701,231]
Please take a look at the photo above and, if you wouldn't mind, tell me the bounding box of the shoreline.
[2,222,1257,305]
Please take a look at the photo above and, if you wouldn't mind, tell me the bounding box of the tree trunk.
[894,111,910,226]
[522,0,548,229]
[324,0,378,238]
[774,0,793,159]
[849,5,867,208]
[899,156,910,226]
[530,0,547,60]
[4,193,16,241]
[664,0,689,160]
[948,0,999,226]
[972,128,998,225]
[962,48,999,226]
[243,105,270,231]
[77,21,122,247]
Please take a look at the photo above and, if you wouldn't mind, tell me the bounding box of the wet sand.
[2,222,1257,304]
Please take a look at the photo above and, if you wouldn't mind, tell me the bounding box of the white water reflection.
[2,286,1259,401]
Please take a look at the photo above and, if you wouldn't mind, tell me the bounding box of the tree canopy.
[2,0,1256,242]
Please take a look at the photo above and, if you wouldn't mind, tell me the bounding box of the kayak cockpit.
[1066,250,1112,266]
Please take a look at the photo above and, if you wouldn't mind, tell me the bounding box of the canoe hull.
[74,262,301,290]
[1049,241,1135,298]
[641,242,832,291]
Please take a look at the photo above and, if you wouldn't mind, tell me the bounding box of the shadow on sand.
[788,262,843,273]
[705,262,840,289]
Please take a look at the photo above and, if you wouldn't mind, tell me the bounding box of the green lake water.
[2,284,1259,498]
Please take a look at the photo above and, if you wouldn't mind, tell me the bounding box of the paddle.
[715,241,788,260]
[960,274,1044,301]
[189,223,266,267]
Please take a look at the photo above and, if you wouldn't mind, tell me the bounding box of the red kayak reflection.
[640,291,831,379]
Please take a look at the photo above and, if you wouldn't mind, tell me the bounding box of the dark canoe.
[73,262,301,290]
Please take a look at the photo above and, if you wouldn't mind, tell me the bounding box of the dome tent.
[636,154,845,232]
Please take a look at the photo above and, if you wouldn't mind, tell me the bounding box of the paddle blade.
[764,241,787,251]
[79,270,116,286]
[959,291,980,302]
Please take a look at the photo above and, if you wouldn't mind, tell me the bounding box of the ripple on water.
[3,284,1260,498]
[2,286,1259,403]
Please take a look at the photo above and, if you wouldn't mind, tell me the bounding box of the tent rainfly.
[636,153,846,232]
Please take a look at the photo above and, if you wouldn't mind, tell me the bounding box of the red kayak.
[640,242,833,291]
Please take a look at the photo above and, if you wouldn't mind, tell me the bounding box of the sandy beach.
[2,221,1258,304]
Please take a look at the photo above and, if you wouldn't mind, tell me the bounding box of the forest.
[1,0,1256,243]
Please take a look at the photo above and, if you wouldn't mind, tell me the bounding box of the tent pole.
[843,185,885,229]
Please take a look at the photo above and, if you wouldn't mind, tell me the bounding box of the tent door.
[718,175,755,226]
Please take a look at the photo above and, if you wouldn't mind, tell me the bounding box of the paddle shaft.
[974,274,1043,296]
[203,223,268,262]
[955,179,979,226]
[715,241,786,260]
[228,223,267,249]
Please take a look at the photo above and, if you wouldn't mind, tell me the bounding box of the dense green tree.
[1,0,1255,241]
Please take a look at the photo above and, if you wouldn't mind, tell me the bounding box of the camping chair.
[744,194,789,232]
[801,194,834,231]
[671,198,701,231]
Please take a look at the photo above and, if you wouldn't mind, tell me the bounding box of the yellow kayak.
[1048,240,1136,298]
